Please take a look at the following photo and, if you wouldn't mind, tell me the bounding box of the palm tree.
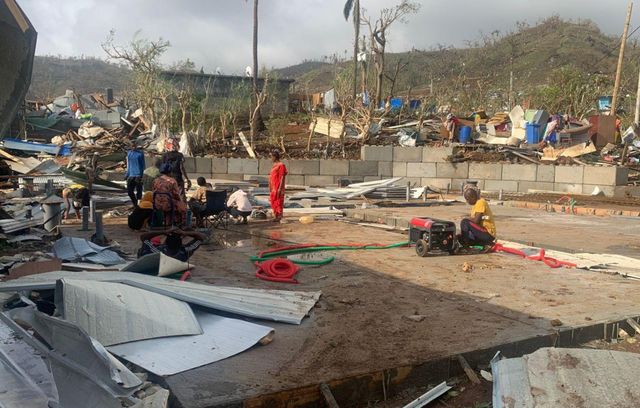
[248,0,263,142]
[344,0,360,101]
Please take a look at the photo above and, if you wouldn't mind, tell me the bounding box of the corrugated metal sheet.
[122,252,191,277]
[0,271,321,324]
[56,279,202,346]
[108,311,273,376]
[492,348,640,408]
[0,319,56,408]
[52,237,125,266]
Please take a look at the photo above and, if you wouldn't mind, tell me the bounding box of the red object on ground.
[179,271,192,281]
[492,243,577,269]
[255,258,301,284]
[409,217,434,229]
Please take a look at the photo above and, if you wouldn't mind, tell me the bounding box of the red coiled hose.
[255,258,301,284]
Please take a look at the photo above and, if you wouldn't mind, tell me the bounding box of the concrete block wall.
[148,146,629,197]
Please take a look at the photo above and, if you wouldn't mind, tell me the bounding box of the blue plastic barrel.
[526,123,541,144]
[459,126,472,144]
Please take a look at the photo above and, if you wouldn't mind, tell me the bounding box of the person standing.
[142,157,162,192]
[125,145,146,207]
[268,149,287,222]
[162,137,191,198]
[153,163,187,224]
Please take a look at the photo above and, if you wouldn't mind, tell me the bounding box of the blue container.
[459,126,472,144]
[526,123,541,144]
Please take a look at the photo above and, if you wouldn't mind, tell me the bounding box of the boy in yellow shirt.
[460,184,496,247]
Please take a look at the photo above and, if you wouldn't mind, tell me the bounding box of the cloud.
[18,0,640,74]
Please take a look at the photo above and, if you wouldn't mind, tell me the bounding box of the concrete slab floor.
[59,204,640,408]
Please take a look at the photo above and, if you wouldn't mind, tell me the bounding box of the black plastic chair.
[200,190,229,229]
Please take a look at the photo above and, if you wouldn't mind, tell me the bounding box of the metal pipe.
[94,211,104,242]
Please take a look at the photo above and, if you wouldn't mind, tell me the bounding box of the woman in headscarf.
[460,184,496,247]
[268,149,287,222]
[152,163,187,224]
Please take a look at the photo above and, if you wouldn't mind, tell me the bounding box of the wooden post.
[307,118,317,152]
[611,1,633,116]
[635,68,640,124]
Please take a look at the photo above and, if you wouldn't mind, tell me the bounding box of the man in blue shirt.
[125,145,146,207]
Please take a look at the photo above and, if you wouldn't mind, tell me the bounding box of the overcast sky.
[19,0,639,75]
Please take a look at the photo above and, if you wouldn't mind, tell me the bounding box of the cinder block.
[582,184,615,196]
[183,157,196,174]
[334,176,364,185]
[421,178,453,190]
[554,183,583,194]
[407,162,437,178]
[364,176,382,182]
[305,175,335,186]
[258,159,272,175]
[190,173,210,184]
[378,161,393,177]
[422,146,454,162]
[195,157,212,174]
[320,160,350,176]
[583,166,629,186]
[502,164,537,181]
[393,162,407,177]
[349,160,379,176]
[361,145,393,161]
[536,164,555,182]
[469,163,502,180]
[227,158,259,174]
[436,162,469,179]
[614,185,640,198]
[211,158,228,174]
[555,165,584,184]
[286,175,305,186]
[484,180,519,192]
[288,160,320,175]
[518,181,554,193]
[213,173,244,181]
[403,177,422,185]
[243,174,267,182]
[453,178,483,191]
[393,147,423,162]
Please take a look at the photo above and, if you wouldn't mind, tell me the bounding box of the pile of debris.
[0,271,321,407]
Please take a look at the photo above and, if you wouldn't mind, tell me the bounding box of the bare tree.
[362,1,420,107]
[247,0,265,141]
[102,31,170,130]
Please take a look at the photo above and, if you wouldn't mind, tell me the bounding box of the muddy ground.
[59,201,640,407]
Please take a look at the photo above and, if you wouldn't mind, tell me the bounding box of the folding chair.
[200,190,230,230]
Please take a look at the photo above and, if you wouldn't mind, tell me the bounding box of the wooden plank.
[626,318,640,335]
[0,148,21,163]
[319,383,340,408]
[238,132,256,158]
[310,117,343,139]
[457,354,481,384]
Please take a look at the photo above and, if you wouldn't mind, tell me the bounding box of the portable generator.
[409,217,457,257]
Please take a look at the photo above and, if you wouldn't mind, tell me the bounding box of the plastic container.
[526,123,541,144]
[299,216,315,224]
[458,126,472,144]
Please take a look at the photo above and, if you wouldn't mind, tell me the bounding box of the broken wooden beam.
[456,354,481,384]
[626,318,640,335]
[319,383,340,408]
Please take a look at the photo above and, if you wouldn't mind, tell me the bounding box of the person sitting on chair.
[138,228,207,262]
[128,192,153,230]
[226,188,252,224]
[152,163,187,224]
[459,184,496,247]
[188,177,211,226]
